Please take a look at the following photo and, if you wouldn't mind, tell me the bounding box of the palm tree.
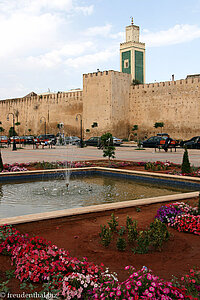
[154,122,164,134]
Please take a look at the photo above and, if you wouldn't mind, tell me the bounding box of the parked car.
[38,134,57,145]
[19,136,26,143]
[142,136,177,148]
[25,136,34,144]
[85,137,101,147]
[181,136,200,149]
[65,136,81,145]
[10,136,20,143]
[180,136,200,148]
[0,136,8,144]
[112,137,123,146]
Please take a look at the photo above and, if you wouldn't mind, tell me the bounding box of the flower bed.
[155,202,200,235]
[2,160,200,177]
[0,225,199,299]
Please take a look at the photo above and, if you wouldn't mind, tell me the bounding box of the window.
[124,59,129,69]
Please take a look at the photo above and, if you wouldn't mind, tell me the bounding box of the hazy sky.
[1,0,200,99]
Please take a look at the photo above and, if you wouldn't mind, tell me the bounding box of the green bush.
[133,230,150,254]
[148,219,170,251]
[107,213,118,232]
[181,147,191,174]
[116,237,126,251]
[118,226,126,236]
[126,215,133,228]
[127,220,138,244]
[99,225,112,247]
[101,132,115,160]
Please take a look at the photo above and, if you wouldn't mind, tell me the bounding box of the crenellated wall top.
[83,70,131,79]
[131,77,200,90]
[0,90,83,105]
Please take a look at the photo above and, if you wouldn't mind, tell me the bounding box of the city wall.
[0,91,83,136]
[83,70,131,138]
[0,71,200,140]
[130,77,200,139]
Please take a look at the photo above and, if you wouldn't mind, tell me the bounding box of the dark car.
[182,136,200,149]
[180,136,200,148]
[142,136,177,148]
[25,136,34,144]
[85,137,101,147]
[38,134,57,145]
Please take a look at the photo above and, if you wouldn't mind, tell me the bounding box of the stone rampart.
[83,70,131,137]
[130,77,200,139]
[0,91,83,136]
[0,71,200,140]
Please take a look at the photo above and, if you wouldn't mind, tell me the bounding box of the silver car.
[112,137,123,146]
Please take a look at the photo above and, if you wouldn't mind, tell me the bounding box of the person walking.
[163,135,172,152]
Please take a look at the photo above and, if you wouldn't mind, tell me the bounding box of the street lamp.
[40,116,47,136]
[7,113,17,151]
[76,114,83,148]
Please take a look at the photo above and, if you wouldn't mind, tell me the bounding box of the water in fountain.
[0,175,190,218]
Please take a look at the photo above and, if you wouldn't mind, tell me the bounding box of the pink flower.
[116,290,121,296]
[136,281,142,286]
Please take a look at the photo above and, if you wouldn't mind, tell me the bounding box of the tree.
[154,122,164,134]
[15,122,21,136]
[8,127,17,137]
[132,125,138,141]
[28,129,31,133]
[132,79,141,86]
[100,132,115,161]
[181,147,191,174]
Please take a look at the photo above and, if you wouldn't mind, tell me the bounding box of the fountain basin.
[0,167,199,224]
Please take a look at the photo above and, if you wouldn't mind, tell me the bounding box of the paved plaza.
[1,144,199,166]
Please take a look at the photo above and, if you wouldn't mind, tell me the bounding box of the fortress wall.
[130,78,200,139]
[110,71,131,137]
[83,70,131,138]
[1,71,200,141]
[0,91,83,136]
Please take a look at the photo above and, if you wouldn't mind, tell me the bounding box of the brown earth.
[0,161,199,295]
[0,198,199,295]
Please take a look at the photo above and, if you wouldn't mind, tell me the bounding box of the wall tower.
[120,18,145,83]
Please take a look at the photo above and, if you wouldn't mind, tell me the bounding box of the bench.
[155,145,177,152]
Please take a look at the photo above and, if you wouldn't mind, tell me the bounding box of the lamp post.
[40,117,47,136]
[7,113,17,151]
[76,114,83,148]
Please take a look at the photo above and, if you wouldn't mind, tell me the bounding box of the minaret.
[120,18,145,83]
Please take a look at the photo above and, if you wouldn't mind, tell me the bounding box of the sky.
[0,0,200,99]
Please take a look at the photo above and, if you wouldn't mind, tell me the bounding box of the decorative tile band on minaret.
[120,19,145,84]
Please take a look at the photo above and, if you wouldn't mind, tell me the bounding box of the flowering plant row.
[0,225,199,299]
[2,162,29,172]
[155,202,200,235]
[2,159,200,177]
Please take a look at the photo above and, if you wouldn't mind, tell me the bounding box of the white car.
[112,137,123,146]
[65,136,80,145]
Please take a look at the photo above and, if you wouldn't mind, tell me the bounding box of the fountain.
[0,172,192,219]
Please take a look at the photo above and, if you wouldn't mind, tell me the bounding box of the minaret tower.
[120,18,145,83]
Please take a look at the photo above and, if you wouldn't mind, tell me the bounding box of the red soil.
[0,198,199,294]
[0,161,199,294]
